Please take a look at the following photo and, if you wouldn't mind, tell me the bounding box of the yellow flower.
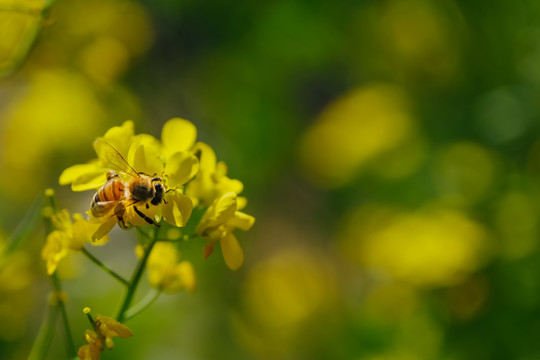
[42,210,108,275]
[96,314,133,349]
[186,142,244,207]
[142,242,196,293]
[59,118,201,239]
[196,192,255,270]
[78,314,132,360]
[121,122,199,228]
[78,330,102,360]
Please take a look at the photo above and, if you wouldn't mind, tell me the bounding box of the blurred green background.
[2,0,540,359]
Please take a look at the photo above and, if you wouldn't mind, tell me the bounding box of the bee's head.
[151,179,164,205]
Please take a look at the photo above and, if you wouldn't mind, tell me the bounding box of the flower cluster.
[41,195,108,275]
[58,118,255,269]
[39,118,255,360]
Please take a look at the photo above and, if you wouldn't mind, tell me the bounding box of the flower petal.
[162,118,197,156]
[91,217,117,242]
[196,192,237,234]
[101,120,134,156]
[127,134,164,176]
[41,231,70,275]
[165,151,199,187]
[162,191,193,227]
[59,162,107,191]
[192,142,216,172]
[227,211,255,232]
[221,233,243,270]
[71,214,109,249]
[77,343,101,360]
[97,315,133,338]
[124,203,159,227]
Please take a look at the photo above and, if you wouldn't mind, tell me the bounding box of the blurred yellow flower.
[299,83,416,188]
[0,235,34,340]
[42,210,108,275]
[340,205,488,287]
[141,242,196,293]
[78,314,132,359]
[0,70,109,196]
[78,330,102,360]
[96,314,133,349]
[196,192,255,270]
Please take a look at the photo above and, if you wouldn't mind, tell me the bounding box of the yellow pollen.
[83,307,91,314]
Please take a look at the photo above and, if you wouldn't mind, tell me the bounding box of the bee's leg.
[163,189,173,204]
[117,216,129,229]
[133,206,160,227]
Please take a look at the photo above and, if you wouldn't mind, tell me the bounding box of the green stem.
[51,273,76,358]
[116,227,160,323]
[82,248,129,286]
[28,303,58,360]
[123,289,161,321]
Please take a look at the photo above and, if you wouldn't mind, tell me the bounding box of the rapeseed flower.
[139,242,196,293]
[78,310,132,360]
[59,118,200,240]
[196,192,255,270]
[59,118,255,268]
[186,142,244,207]
[41,209,108,275]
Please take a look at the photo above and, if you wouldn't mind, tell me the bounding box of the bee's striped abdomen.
[90,177,125,218]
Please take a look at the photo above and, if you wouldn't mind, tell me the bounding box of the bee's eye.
[155,183,163,190]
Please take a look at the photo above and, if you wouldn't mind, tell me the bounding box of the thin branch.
[116,227,160,322]
[50,273,76,358]
[123,289,161,321]
[82,248,129,286]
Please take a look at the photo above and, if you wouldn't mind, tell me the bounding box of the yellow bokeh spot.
[79,36,129,84]
[0,69,105,195]
[243,249,337,329]
[340,205,488,287]
[299,83,416,188]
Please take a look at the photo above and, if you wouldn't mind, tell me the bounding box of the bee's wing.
[90,199,138,222]
[94,139,140,178]
[92,217,118,242]
[90,200,120,220]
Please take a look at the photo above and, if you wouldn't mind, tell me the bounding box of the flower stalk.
[82,248,129,286]
[51,272,76,358]
[123,288,161,321]
[27,303,57,360]
[116,227,160,323]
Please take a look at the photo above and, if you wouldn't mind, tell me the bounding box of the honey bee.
[90,140,165,241]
